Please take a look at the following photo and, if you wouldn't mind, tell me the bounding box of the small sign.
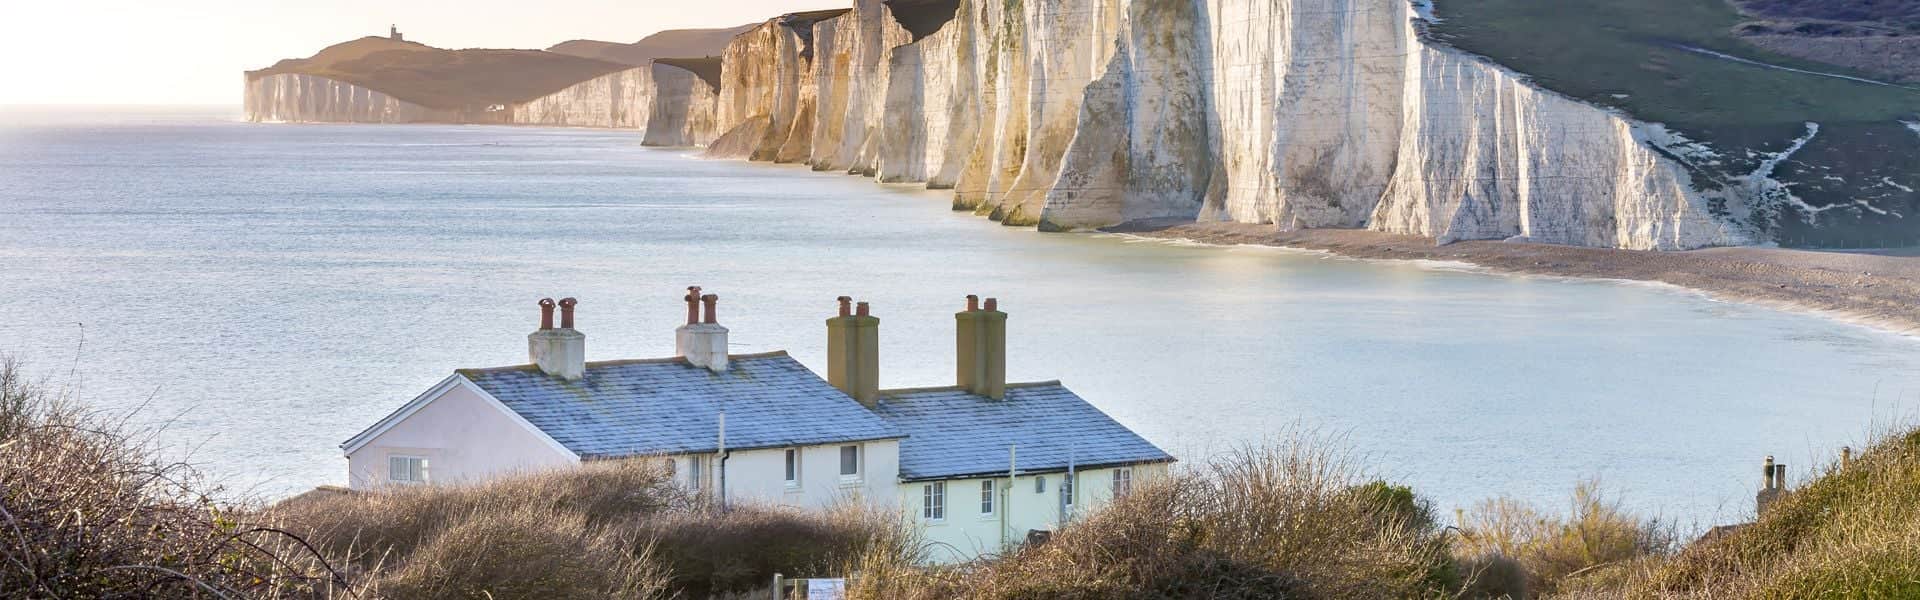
[804,578,845,600]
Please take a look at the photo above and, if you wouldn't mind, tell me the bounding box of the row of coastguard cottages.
[340,288,1173,562]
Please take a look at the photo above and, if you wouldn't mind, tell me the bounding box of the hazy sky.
[0,0,826,105]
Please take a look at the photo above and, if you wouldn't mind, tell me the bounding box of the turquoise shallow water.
[2,107,1916,527]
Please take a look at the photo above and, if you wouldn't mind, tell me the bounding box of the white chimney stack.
[676,286,729,373]
[528,297,586,380]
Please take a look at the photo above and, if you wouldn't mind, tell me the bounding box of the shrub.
[274,459,914,599]
[374,503,665,599]
[0,356,356,598]
[636,502,917,598]
[1454,479,1673,596]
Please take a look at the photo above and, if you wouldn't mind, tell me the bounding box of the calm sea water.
[3,107,1916,526]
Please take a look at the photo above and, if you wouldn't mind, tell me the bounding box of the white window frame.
[922,481,946,522]
[980,480,995,517]
[838,444,862,481]
[1113,467,1133,497]
[1062,473,1076,507]
[687,455,704,490]
[784,448,801,488]
[1034,475,1046,493]
[388,455,428,484]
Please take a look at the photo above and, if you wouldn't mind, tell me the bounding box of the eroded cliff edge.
[688,0,1814,250]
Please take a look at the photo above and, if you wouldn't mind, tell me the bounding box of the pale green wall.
[898,462,1171,563]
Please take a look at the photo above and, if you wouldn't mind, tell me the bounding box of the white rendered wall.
[676,439,902,510]
[344,383,576,489]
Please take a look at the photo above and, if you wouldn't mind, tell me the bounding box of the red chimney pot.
[558,297,577,329]
[538,298,556,330]
[838,296,853,317]
[966,294,979,312]
[685,286,702,325]
[701,294,718,324]
[856,301,870,317]
[984,298,998,311]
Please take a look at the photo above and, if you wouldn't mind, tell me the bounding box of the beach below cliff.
[1114,221,1920,335]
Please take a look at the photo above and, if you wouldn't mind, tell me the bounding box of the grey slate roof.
[458,352,901,458]
[869,382,1174,481]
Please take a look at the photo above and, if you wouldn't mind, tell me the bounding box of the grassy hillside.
[548,25,755,66]
[1430,0,1920,248]
[1562,427,1920,598]
[247,37,633,110]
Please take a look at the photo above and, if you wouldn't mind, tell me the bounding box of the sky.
[0,0,825,105]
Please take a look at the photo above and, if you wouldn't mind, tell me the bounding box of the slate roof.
[869,382,1174,481]
[456,352,901,458]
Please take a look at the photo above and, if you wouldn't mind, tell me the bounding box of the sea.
[3,106,1916,528]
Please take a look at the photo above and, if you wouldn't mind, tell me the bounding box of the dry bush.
[853,434,1456,599]
[269,458,689,568]
[635,502,918,598]
[0,356,358,598]
[374,503,665,599]
[274,459,915,599]
[1454,479,1673,597]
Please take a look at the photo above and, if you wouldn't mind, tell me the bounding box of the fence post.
[773,573,784,600]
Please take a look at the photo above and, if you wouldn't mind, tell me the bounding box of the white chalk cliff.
[509,68,652,128]
[688,0,1754,250]
[245,67,651,129]
[245,74,463,124]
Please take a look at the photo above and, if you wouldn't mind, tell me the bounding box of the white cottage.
[341,289,1173,562]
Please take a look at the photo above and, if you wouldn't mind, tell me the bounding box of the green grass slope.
[1431,0,1920,248]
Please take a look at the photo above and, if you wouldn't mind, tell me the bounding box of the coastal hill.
[547,24,755,66]
[246,36,631,110]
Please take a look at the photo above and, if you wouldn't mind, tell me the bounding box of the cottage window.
[839,445,860,478]
[687,455,704,490]
[1034,475,1046,493]
[1062,474,1075,507]
[784,448,800,486]
[980,480,995,515]
[388,456,428,484]
[1113,468,1133,497]
[922,482,946,521]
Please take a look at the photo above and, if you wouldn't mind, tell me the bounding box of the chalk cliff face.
[510,68,652,128]
[245,74,465,124]
[247,69,650,128]
[642,62,721,147]
[682,0,1764,250]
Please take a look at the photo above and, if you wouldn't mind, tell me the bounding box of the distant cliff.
[244,37,647,127]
